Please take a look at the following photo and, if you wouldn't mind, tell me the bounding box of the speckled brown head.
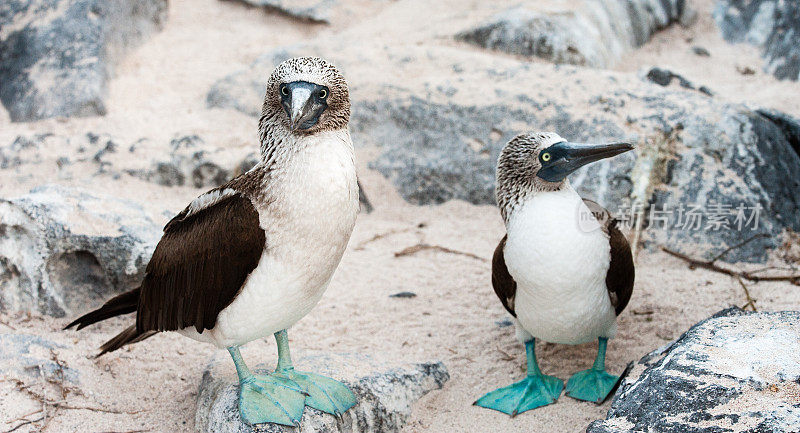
[496,132,633,221]
[260,57,350,137]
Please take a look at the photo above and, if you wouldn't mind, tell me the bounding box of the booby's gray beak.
[536,141,634,182]
[280,81,329,131]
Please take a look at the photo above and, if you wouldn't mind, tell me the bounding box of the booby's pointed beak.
[280,81,329,131]
[536,141,634,182]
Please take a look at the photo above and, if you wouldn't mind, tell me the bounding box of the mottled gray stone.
[715,0,800,81]
[0,0,168,121]
[222,0,334,23]
[648,105,800,262]
[588,308,800,433]
[0,333,78,382]
[126,135,234,189]
[0,185,160,316]
[354,96,634,208]
[456,0,691,68]
[196,352,449,433]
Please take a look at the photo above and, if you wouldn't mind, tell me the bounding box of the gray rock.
[196,352,449,433]
[587,308,800,432]
[649,106,800,262]
[0,333,78,382]
[0,185,160,316]
[715,0,800,81]
[692,46,711,57]
[456,1,691,68]
[0,0,168,122]
[127,135,234,188]
[643,67,714,96]
[222,0,334,23]
[354,96,634,208]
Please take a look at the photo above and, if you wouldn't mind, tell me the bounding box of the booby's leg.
[565,337,619,403]
[272,330,357,416]
[228,346,306,426]
[474,339,563,416]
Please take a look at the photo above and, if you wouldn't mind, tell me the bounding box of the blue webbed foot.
[238,373,307,426]
[565,368,618,403]
[566,337,619,403]
[474,373,563,416]
[275,368,357,416]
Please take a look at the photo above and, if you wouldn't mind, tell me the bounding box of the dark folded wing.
[136,193,265,333]
[606,221,634,315]
[582,199,634,316]
[491,235,517,317]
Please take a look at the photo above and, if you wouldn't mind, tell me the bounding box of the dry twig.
[394,243,487,262]
[737,276,757,311]
[3,416,44,433]
[661,244,800,284]
[354,228,412,250]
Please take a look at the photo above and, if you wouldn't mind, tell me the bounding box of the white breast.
[504,185,617,345]
[180,129,358,348]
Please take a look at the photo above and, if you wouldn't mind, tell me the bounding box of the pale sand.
[1,0,800,432]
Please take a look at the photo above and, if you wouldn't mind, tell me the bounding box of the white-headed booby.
[475,132,635,416]
[65,57,359,426]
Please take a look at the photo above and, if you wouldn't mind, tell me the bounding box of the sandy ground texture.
[1,0,800,432]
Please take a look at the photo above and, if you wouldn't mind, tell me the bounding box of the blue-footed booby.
[65,57,359,426]
[475,132,635,416]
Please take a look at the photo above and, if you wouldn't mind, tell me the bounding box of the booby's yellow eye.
[542,152,551,162]
[319,89,327,99]
[281,85,289,96]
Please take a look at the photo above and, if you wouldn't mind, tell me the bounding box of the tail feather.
[64,288,140,330]
[97,326,156,357]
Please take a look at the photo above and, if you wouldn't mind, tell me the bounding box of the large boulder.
[0,185,160,316]
[714,0,800,81]
[456,0,693,68]
[0,0,168,121]
[196,352,449,433]
[588,308,800,432]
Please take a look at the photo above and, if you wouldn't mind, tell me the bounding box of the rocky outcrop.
[588,308,800,432]
[0,0,168,121]
[0,185,160,316]
[355,96,634,208]
[196,352,449,433]
[456,0,693,68]
[122,135,252,188]
[222,0,334,23]
[715,0,800,81]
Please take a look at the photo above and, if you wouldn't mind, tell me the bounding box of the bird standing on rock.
[475,132,635,416]
[65,57,359,427]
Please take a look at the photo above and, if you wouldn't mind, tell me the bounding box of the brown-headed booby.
[65,57,359,426]
[475,132,635,416]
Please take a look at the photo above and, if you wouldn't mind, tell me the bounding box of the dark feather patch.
[606,221,634,315]
[491,235,517,317]
[136,193,266,333]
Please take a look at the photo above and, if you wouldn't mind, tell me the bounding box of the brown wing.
[582,199,634,316]
[136,193,265,333]
[491,235,517,317]
[606,221,634,315]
